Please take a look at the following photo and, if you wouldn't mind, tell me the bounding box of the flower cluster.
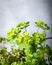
[0,20,52,65]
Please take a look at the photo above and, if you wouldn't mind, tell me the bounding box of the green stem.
[25,28,27,31]
[37,27,39,32]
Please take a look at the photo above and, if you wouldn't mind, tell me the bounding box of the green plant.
[0,20,52,65]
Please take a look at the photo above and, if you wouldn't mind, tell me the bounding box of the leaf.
[35,20,50,30]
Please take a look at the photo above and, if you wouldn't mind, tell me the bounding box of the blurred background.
[0,0,52,47]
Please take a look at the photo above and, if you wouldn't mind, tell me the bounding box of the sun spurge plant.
[0,20,52,65]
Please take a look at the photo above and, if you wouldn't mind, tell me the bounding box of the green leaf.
[35,20,50,30]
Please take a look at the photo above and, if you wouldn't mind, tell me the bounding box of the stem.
[37,28,39,32]
[46,37,52,40]
[25,28,27,31]
[48,55,51,65]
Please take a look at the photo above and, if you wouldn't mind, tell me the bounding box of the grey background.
[0,0,52,47]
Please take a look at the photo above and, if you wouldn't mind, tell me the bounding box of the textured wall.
[0,0,52,46]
